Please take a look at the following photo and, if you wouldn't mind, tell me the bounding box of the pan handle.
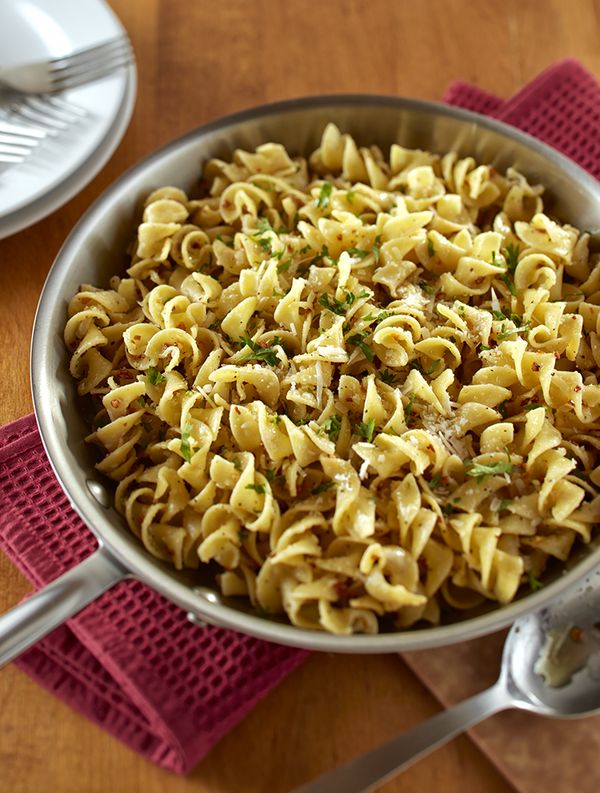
[0,545,130,668]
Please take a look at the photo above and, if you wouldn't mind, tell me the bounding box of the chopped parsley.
[147,367,166,385]
[498,498,513,511]
[309,244,331,266]
[245,483,266,494]
[316,181,333,209]
[356,418,376,442]
[497,321,530,341]
[441,503,454,516]
[404,393,416,423]
[361,309,395,325]
[256,217,274,234]
[493,244,520,295]
[372,234,382,264]
[238,335,281,367]
[524,402,545,411]
[492,308,523,324]
[427,238,435,257]
[180,422,193,463]
[503,242,521,272]
[311,480,335,495]
[264,468,281,484]
[429,474,443,489]
[527,571,544,591]
[500,273,517,296]
[319,289,369,316]
[321,414,342,442]
[465,454,514,483]
[346,188,356,204]
[409,360,440,375]
[346,247,370,259]
[277,258,292,273]
[347,330,374,361]
[377,368,399,385]
[418,280,438,295]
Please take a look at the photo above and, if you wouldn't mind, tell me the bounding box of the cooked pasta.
[64,123,600,634]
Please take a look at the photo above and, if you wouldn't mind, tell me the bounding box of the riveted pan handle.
[0,545,130,668]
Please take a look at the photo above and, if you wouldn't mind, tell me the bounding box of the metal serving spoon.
[293,567,600,793]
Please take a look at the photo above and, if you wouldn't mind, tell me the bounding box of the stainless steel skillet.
[2,95,600,665]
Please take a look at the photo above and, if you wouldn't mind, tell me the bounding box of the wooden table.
[1,1,599,791]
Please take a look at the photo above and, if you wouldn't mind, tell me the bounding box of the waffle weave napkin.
[1,57,599,781]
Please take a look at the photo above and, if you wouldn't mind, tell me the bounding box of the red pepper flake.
[532,362,541,372]
[133,334,141,341]
[569,626,584,642]
[574,385,582,392]
[222,200,232,209]
[110,399,121,409]
[336,234,343,241]
[234,406,241,414]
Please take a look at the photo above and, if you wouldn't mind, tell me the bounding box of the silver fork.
[1,93,87,132]
[0,37,133,95]
[0,120,46,164]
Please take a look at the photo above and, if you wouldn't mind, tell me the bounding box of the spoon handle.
[291,681,511,793]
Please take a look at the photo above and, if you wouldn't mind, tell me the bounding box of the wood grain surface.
[1,1,600,791]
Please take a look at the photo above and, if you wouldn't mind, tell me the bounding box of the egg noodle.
[65,124,600,634]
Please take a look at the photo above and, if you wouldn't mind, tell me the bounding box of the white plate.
[0,0,136,239]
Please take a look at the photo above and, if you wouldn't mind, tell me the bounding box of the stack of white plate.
[0,0,137,239]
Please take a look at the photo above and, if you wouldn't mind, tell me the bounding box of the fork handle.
[291,681,511,793]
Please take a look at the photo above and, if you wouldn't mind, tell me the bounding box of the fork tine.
[0,142,36,157]
[23,96,84,124]
[0,132,42,148]
[0,120,46,139]
[0,153,25,164]
[50,51,133,91]
[51,41,132,80]
[42,94,87,118]
[6,103,66,132]
[49,37,130,68]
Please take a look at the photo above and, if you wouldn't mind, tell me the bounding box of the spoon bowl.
[505,566,600,718]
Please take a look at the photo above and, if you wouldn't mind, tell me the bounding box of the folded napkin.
[1,57,599,782]
[403,58,600,793]
[0,414,308,773]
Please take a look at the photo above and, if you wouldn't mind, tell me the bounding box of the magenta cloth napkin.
[1,57,599,779]
[0,414,308,773]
